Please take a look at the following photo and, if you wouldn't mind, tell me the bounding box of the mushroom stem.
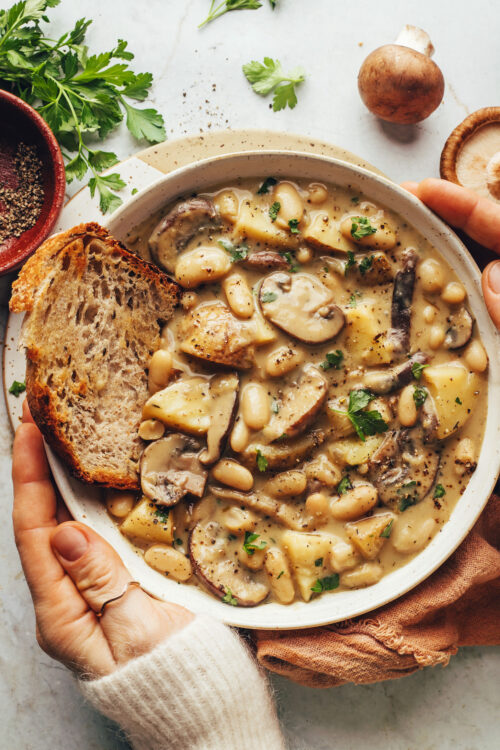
[395,25,434,57]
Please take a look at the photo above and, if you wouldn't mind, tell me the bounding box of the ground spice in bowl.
[0,141,44,246]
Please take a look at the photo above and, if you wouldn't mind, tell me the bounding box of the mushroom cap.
[440,107,500,203]
[358,44,444,124]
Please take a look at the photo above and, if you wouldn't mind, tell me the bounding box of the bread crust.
[11,223,181,490]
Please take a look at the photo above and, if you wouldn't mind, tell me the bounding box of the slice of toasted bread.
[10,223,180,489]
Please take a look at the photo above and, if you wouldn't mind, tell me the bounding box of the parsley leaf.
[257,176,277,194]
[261,291,278,303]
[0,1,165,213]
[222,587,238,606]
[218,238,249,262]
[434,483,446,499]
[311,574,339,593]
[380,519,394,538]
[9,380,26,397]
[243,531,267,555]
[320,350,344,371]
[288,218,300,234]
[398,481,418,512]
[337,475,352,495]
[344,250,356,276]
[455,396,462,405]
[154,506,170,524]
[277,570,284,579]
[350,216,377,240]
[256,450,268,472]
[314,557,324,567]
[269,201,280,222]
[199,0,262,27]
[269,0,277,7]
[332,388,388,442]
[413,385,428,408]
[349,292,361,308]
[351,196,360,204]
[411,361,428,380]
[280,250,300,273]
[242,56,306,111]
[359,255,374,276]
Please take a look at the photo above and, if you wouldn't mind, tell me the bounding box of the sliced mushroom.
[264,365,328,441]
[189,521,269,606]
[140,434,207,507]
[200,373,239,466]
[444,307,474,349]
[388,248,419,354]
[149,198,220,272]
[260,272,345,344]
[209,486,316,531]
[239,431,325,472]
[179,302,256,369]
[364,352,429,394]
[242,250,289,272]
[368,428,440,510]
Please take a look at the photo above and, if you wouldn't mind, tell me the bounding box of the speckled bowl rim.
[48,150,500,629]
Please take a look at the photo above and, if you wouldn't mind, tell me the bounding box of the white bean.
[423,304,437,323]
[454,437,476,476]
[144,544,192,581]
[223,273,254,319]
[265,346,304,377]
[106,490,135,518]
[273,182,304,229]
[181,291,199,310]
[148,349,173,394]
[398,385,418,427]
[428,324,445,350]
[305,455,341,487]
[238,546,266,571]
[419,258,444,293]
[138,418,165,441]
[212,459,254,491]
[265,470,307,498]
[441,281,466,304]
[230,418,250,452]
[265,548,295,603]
[296,246,313,264]
[330,540,360,573]
[392,518,436,554]
[241,382,270,431]
[464,340,488,372]
[175,246,231,289]
[305,492,330,521]
[307,183,328,204]
[223,506,257,534]
[341,562,383,588]
[330,484,378,521]
[213,190,239,223]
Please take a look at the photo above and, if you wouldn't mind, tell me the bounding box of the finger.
[22,398,35,424]
[51,523,193,664]
[482,261,500,329]
[414,178,500,254]
[400,181,419,196]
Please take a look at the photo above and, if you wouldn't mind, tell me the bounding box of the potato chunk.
[235,200,297,248]
[329,435,384,466]
[303,212,356,254]
[423,363,480,439]
[121,498,174,544]
[282,531,333,601]
[344,301,393,365]
[346,513,395,560]
[143,377,211,435]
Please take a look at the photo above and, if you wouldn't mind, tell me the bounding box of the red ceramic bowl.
[0,89,66,275]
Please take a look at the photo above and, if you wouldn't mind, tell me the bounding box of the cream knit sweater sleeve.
[79,615,285,750]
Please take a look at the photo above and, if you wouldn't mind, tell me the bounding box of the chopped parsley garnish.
[411,361,428,380]
[269,201,281,222]
[154,507,170,524]
[280,250,300,272]
[350,216,377,240]
[271,398,280,414]
[351,196,360,204]
[337,475,353,495]
[228,534,237,541]
[349,293,358,308]
[288,218,300,234]
[256,449,268,472]
[131,187,138,195]
[332,388,388,442]
[314,557,324,567]
[359,255,374,276]
[269,0,277,7]
[261,291,278,303]
[9,380,26,397]
[222,587,238,606]
[344,250,356,275]
[413,385,428,408]
[243,531,267,555]
[398,481,418,512]
[175,538,183,545]
[242,56,306,111]
[320,350,344,371]
[380,519,394,538]
[257,176,277,194]
[277,570,284,579]
[199,0,262,28]
[311,574,339,593]
[218,238,249,262]
[455,397,462,405]
[434,484,446,499]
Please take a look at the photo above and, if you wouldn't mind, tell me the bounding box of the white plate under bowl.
[8,151,500,629]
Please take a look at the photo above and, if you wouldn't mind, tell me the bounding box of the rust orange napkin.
[254,494,500,687]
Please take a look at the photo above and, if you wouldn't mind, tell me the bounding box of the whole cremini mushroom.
[358,25,445,124]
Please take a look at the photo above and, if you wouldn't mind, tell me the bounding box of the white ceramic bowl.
[48,151,500,629]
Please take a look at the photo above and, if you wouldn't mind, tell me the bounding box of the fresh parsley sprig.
[243,531,267,556]
[9,380,26,397]
[311,574,339,594]
[199,0,262,28]
[242,56,305,111]
[0,0,165,213]
[218,238,249,262]
[350,216,377,240]
[332,388,388,442]
[320,350,344,371]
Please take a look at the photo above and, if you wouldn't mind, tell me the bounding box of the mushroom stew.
[107,177,488,607]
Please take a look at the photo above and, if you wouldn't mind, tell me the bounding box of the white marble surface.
[1,0,500,748]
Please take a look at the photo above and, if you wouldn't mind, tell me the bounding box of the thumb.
[482,261,500,330]
[51,522,192,664]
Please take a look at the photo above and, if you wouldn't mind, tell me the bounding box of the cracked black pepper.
[0,142,44,245]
